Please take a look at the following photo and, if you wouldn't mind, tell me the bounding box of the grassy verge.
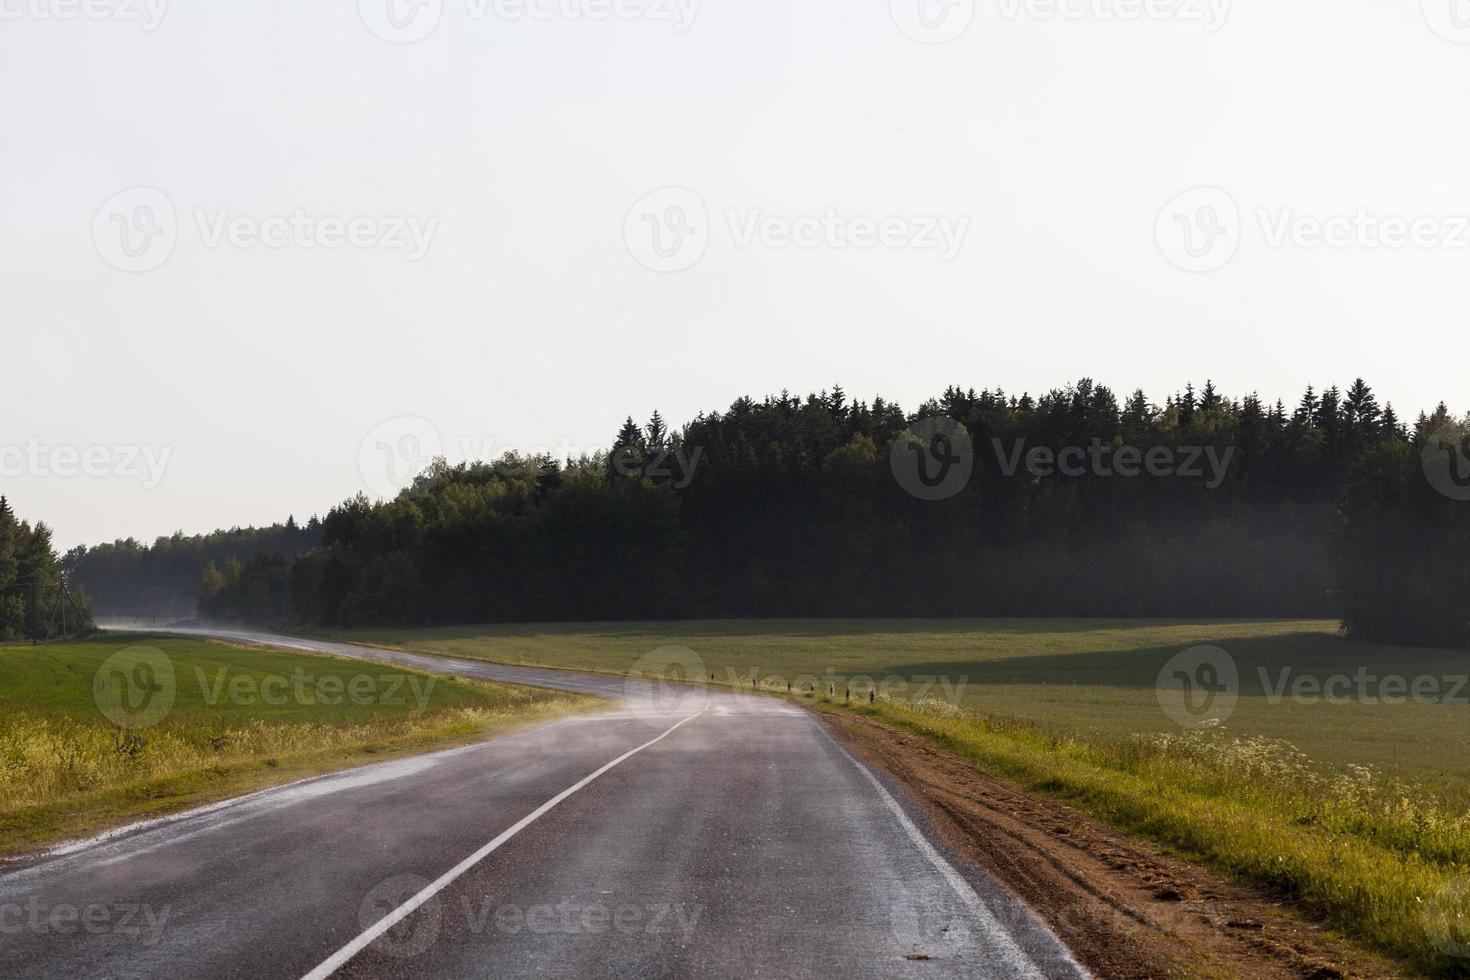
[329,619,1470,974]
[803,695,1467,975]
[0,635,599,855]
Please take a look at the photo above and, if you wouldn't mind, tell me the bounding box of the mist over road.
[0,628,1086,979]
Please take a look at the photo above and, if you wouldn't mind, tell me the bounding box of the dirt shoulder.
[820,709,1407,980]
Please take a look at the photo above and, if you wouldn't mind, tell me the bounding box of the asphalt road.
[0,628,1088,979]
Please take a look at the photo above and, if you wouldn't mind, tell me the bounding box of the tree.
[1178,383,1197,429]
[610,416,646,479]
[1344,378,1381,443]
[1200,379,1221,414]
[1296,385,1318,423]
[645,411,668,452]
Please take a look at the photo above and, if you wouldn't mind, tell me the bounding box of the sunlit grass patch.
[0,635,597,852]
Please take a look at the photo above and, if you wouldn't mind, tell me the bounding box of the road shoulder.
[820,708,1407,980]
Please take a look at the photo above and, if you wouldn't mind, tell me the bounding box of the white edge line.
[298,706,707,980]
[818,723,1089,980]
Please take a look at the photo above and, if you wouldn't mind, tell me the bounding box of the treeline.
[66,518,323,621]
[1336,419,1469,646]
[153,378,1466,648]
[0,497,93,641]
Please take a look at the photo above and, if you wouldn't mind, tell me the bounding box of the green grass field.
[328,618,1470,794]
[329,618,1470,973]
[0,634,594,853]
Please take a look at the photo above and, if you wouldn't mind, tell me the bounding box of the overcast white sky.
[4,0,1469,549]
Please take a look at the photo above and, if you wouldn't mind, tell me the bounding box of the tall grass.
[839,694,1470,975]
[0,693,579,815]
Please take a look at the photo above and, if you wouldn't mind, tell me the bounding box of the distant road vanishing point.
[0,628,1087,980]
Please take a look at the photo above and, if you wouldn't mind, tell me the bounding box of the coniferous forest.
[64,379,1469,649]
[0,497,93,641]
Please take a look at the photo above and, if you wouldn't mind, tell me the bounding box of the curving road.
[0,628,1087,979]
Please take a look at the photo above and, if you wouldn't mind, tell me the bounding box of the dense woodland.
[64,379,1469,649]
[0,497,93,641]
[65,519,323,621]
